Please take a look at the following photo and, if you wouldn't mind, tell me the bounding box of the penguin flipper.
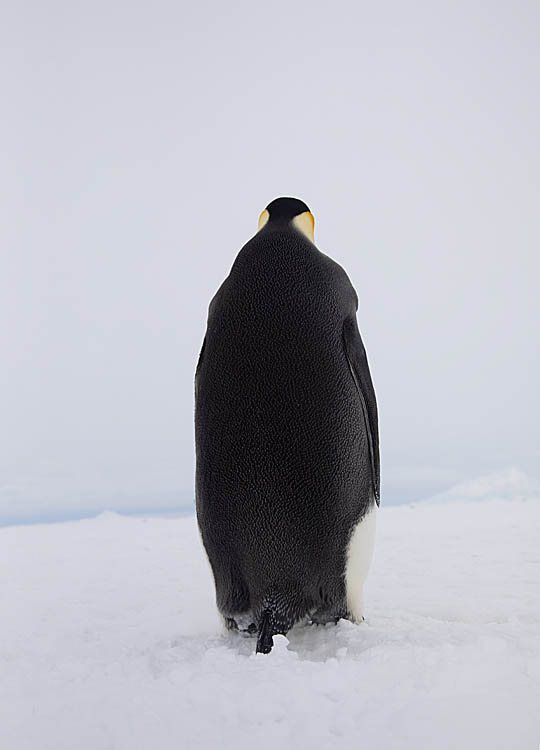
[342,316,380,505]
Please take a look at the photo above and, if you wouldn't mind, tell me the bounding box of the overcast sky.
[2,0,539,521]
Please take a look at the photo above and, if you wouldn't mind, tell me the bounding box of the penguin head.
[257,197,315,243]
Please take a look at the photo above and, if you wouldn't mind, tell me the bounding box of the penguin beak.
[257,209,270,231]
[292,211,315,243]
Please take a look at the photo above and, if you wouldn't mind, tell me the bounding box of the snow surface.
[425,467,540,505]
[2,496,539,749]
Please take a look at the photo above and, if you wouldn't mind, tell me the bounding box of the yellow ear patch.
[257,209,269,231]
[292,211,315,242]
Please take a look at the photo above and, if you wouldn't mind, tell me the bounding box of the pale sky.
[2,0,539,522]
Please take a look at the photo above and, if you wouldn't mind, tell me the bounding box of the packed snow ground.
[2,495,539,749]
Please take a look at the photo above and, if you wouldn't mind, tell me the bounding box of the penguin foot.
[223,613,257,635]
[309,608,348,626]
[237,622,258,638]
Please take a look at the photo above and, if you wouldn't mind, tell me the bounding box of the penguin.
[194,197,380,654]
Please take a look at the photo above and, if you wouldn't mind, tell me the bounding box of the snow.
[2,495,539,749]
[0,464,194,526]
[425,466,540,504]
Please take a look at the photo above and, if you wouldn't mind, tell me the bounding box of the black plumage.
[195,197,379,653]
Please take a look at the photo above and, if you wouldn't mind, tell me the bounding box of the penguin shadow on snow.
[150,615,384,671]
[219,617,380,662]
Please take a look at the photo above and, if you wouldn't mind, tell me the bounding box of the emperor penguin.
[195,197,380,654]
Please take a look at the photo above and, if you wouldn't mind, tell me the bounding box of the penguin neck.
[264,218,314,244]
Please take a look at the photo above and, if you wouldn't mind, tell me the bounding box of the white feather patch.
[292,211,315,242]
[345,504,377,622]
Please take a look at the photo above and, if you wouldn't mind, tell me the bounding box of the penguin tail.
[255,586,307,654]
[255,609,274,654]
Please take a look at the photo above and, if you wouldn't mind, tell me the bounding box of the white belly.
[345,504,377,622]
